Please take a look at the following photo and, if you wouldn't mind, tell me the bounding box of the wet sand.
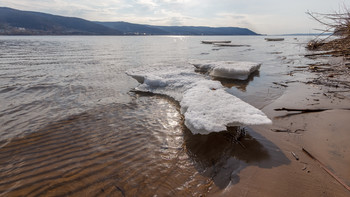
[241,82,350,196]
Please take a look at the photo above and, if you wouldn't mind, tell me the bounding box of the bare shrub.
[306,4,350,51]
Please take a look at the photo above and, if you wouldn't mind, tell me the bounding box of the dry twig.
[302,148,350,192]
[306,5,350,53]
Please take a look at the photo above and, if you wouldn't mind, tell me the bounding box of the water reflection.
[212,70,260,91]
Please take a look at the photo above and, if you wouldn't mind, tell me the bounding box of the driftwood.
[274,108,329,113]
[271,128,305,133]
[327,90,350,93]
[275,108,350,113]
[305,51,335,57]
[273,82,288,87]
[302,148,350,192]
[271,129,291,133]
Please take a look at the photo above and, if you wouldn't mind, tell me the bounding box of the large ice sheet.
[127,63,271,135]
[180,80,272,134]
[190,60,261,80]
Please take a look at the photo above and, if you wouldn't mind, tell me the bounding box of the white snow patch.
[190,60,261,80]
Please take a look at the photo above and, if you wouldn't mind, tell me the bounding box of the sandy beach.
[224,87,350,196]
[227,58,350,196]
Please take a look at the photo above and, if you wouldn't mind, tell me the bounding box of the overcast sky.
[0,0,348,34]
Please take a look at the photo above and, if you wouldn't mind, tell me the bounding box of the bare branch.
[306,4,350,51]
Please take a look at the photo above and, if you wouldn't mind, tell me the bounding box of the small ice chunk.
[181,80,271,135]
[190,60,261,80]
[201,40,231,44]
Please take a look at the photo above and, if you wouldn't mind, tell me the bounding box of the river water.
[0,35,316,196]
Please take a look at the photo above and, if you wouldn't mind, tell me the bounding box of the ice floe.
[180,80,271,134]
[201,40,231,44]
[190,60,261,80]
[213,43,251,47]
[126,62,271,135]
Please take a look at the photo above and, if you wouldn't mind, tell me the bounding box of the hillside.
[97,21,258,35]
[95,22,169,35]
[0,7,122,35]
[0,7,258,35]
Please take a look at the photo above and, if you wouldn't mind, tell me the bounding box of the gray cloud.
[0,0,348,34]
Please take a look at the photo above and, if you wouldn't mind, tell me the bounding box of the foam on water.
[190,60,261,80]
[127,61,271,135]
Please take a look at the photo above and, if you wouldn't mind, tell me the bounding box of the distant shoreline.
[0,7,259,36]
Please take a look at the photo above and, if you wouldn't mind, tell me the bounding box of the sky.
[0,0,349,34]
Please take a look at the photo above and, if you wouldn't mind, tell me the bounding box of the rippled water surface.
[0,36,314,196]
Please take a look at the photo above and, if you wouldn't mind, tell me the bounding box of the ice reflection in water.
[211,70,260,92]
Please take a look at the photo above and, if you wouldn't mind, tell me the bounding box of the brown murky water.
[0,94,290,196]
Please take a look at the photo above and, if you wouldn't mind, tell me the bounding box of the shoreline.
[223,57,350,196]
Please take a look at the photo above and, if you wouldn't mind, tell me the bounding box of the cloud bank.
[0,0,348,34]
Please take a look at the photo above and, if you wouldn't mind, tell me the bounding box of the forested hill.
[0,7,122,35]
[0,7,258,35]
[96,21,259,35]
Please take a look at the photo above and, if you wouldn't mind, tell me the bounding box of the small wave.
[0,87,17,94]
